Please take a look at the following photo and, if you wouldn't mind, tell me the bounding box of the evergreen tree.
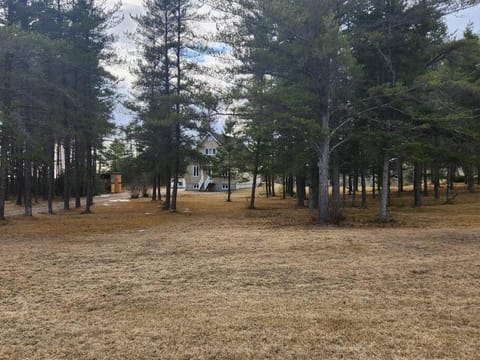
[131,0,208,211]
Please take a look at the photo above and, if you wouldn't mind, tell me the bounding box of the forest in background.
[1,0,480,224]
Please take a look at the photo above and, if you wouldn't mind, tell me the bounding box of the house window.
[222,184,229,189]
[193,165,199,177]
[193,184,199,189]
[205,148,216,155]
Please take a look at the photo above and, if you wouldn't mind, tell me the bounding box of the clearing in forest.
[1,189,479,359]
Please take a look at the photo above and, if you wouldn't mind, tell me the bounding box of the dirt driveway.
[3,192,131,217]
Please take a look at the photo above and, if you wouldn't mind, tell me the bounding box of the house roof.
[198,131,222,147]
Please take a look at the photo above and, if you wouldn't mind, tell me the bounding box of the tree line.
[0,0,118,218]
[1,0,479,224]
[125,0,480,223]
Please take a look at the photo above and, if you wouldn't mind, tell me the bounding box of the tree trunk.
[477,163,480,185]
[164,167,171,210]
[0,132,7,219]
[1,52,12,219]
[351,172,357,208]
[63,138,71,210]
[397,160,403,195]
[84,141,93,214]
[92,146,97,199]
[414,162,422,207]
[433,164,440,200]
[379,154,389,222]
[158,176,162,202]
[361,169,367,208]
[309,161,319,212]
[317,134,330,225]
[423,164,429,196]
[448,164,455,190]
[152,174,157,201]
[32,164,39,204]
[227,167,231,202]
[271,173,276,197]
[288,175,294,197]
[331,153,341,224]
[171,6,182,212]
[249,142,260,209]
[372,167,376,199]
[353,168,359,192]
[16,148,23,206]
[466,165,475,193]
[296,175,305,208]
[48,143,55,214]
[446,165,452,203]
[170,140,180,211]
[265,174,269,198]
[41,163,48,201]
[74,139,82,208]
[348,172,353,195]
[24,144,32,217]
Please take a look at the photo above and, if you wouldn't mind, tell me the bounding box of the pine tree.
[131,0,207,211]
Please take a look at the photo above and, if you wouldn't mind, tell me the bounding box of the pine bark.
[265,175,269,198]
[379,154,389,222]
[331,153,341,224]
[0,132,7,219]
[351,172,357,208]
[296,175,305,208]
[397,160,403,195]
[414,162,422,207]
[309,160,319,211]
[271,173,275,197]
[433,164,440,199]
[74,138,82,208]
[84,142,93,213]
[152,175,157,201]
[361,169,367,208]
[63,137,71,209]
[423,164,428,196]
[24,143,33,217]
[249,143,260,209]
[48,143,55,214]
[372,168,376,199]
[164,167,171,210]
[317,128,330,224]
[466,165,475,193]
[227,167,232,202]
[15,148,23,206]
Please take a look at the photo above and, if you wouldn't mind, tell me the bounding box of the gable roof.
[198,131,222,147]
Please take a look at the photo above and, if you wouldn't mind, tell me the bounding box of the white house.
[184,133,255,191]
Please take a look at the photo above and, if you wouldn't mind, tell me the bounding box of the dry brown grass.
[1,187,479,359]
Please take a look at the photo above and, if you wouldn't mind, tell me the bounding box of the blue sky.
[446,5,480,36]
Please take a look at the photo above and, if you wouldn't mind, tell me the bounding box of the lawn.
[1,189,479,359]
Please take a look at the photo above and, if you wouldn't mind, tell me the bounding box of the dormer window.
[205,148,216,155]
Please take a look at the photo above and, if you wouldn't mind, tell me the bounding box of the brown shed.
[101,173,122,193]
[110,173,122,193]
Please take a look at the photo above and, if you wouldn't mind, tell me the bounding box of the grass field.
[1,188,479,359]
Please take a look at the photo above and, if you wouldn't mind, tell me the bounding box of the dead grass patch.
[1,187,479,359]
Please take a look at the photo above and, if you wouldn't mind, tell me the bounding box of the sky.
[106,1,480,127]
[106,0,219,127]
